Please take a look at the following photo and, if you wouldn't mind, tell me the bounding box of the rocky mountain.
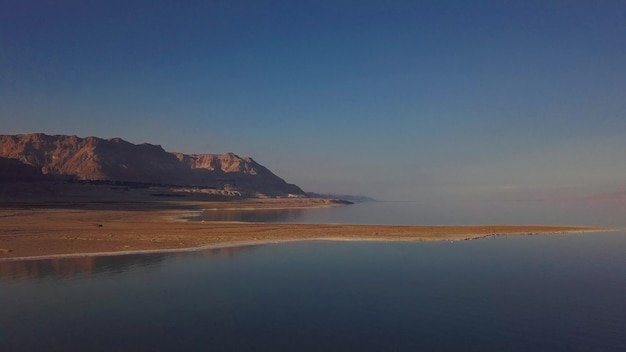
[0,133,305,196]
[173,152,303,195]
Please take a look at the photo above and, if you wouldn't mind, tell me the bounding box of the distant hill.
[0,133,305,196]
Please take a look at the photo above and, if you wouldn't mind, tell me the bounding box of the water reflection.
[0,254,168,281]
[188,200,626,227]
[187,208,307,222]
[0,244,263,281]
[1,234,625,351]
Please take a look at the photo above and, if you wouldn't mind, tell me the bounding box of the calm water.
[1,232,625,351]
[189,199,626,227]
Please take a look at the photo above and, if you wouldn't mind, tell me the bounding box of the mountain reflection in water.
[0,245,262,281]
[1,233,625,351]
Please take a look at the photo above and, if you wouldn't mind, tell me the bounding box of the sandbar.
[0,198,615,261]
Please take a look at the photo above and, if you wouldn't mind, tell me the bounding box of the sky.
[2,0,625,201]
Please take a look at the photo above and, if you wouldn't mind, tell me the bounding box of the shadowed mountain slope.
[0,156,47,181]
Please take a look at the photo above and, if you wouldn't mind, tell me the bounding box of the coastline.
[0,198,618,261]
[0,228,614,263]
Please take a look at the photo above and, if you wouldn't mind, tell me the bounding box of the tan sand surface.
[0,199,614,260]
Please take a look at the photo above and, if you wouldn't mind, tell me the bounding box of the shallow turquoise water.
[2,232,625,351]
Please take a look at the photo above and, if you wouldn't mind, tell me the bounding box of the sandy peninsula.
[0,197,612,260]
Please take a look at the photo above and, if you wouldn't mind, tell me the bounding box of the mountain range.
[0,133,304,196]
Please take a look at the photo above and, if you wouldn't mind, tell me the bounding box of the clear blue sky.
[2,0,625,200]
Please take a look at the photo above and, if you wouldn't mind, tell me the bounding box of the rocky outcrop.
[0,133,305,196]
[173,152,304,195]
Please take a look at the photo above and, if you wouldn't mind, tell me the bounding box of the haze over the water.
[2,1,625,203]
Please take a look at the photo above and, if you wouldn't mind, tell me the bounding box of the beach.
[0,198,611,260]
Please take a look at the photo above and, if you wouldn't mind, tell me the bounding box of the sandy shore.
[0,198,615,260]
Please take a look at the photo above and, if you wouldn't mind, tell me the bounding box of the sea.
[1,201,625,351]
[188,198,626,227]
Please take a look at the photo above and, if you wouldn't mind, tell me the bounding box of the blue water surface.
[189,199,626,227]
[1,231,625,351]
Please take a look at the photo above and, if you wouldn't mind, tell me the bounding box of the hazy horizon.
[2,1,625,202]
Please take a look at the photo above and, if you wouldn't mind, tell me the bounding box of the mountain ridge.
[0,133,305,196]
